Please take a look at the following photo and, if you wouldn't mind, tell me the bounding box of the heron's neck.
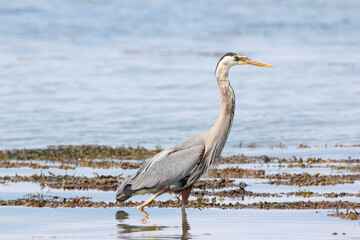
[206,65,235,158]
[216,66,235,118]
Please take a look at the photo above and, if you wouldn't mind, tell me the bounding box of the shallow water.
[0,0,359,150]
[0,207,359,240]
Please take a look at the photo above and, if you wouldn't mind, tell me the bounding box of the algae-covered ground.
[1,144,359,239]
[1,145,359,216]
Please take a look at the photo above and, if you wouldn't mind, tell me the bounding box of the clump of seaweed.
[328,209,360,220]
[191,189,359,199]
[334,144,360,148]
[0,145,162,161]
[328,164,360,172]
[3,173,359,200]
[272,142,287,149]
[1,146,358,171]
[0,174,124,191]
[267,173,360,186]
[297,144,311,149]
[2,195,360,213]
[0,160,75,170]
[194,178,237,189]
[0,175,237,192]
[0,159,142,170]
[218,155,275,164]
[209,167,266,179]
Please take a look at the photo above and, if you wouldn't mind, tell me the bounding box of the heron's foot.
[137,206,149,219]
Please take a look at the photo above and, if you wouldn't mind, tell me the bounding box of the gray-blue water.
[1,208,359,240]
[0,0,359,155]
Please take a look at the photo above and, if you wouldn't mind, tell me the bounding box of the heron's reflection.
[116,210,165,235]
[115,208,191,239]
[181,208,191,240]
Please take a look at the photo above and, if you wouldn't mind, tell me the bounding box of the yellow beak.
[244,58,272,67]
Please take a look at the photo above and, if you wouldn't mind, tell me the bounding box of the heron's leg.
[181,186,193,208]
[137,188,168,213]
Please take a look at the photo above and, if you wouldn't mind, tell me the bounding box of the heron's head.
[216,52,272,75]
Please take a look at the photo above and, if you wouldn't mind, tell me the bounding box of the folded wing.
[129,144,205,192]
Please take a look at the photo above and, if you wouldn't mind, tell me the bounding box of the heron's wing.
[129,144,205,191]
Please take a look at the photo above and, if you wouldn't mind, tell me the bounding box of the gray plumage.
[115,52,271,210]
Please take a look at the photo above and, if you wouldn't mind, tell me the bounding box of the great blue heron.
[116,52,272,212]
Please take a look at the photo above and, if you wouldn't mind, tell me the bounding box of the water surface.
[0,207,359,240]
[0,0,359,151]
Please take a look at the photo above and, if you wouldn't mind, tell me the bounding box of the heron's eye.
[234,56,242,61]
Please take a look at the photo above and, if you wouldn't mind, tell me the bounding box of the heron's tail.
[116,178,134,202]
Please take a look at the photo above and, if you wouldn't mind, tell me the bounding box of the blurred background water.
[0,0,359,154]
